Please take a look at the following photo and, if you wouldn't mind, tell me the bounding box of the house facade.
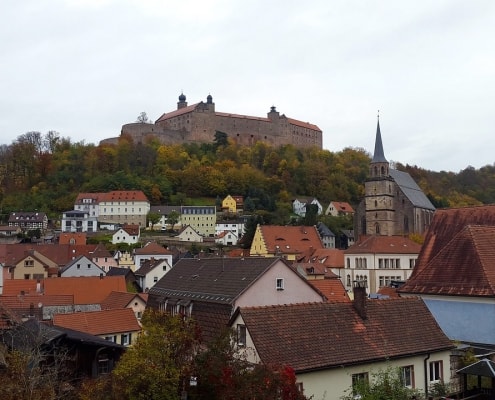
[180,206,216,237]
[325,201,355,217]
[292,198,323,217]
[215,219,245,241]
[215,231,238,246]
[343,235,421,294]
[61,210,98,233]
[354,119,435,239]
[230,286,454,400]
[134,258,172,292]
[316,222,335,248]
[112,224,140,245]
[133,242,174,270]
[176,225,203,242]
[60,255,106,278]
[8,212,48,232]
[10,250,59,280]
[74,191,150,228]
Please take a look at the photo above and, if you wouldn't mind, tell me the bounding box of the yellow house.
[12,250,59,280]
[250,225,324,261]
[222,195,237,213]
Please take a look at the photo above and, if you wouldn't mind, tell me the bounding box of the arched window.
[381,166,385,175]
[347,274,351,287]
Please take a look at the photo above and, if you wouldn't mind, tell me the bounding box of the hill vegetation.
[0,130,491,225]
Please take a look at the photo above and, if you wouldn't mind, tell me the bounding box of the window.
[77,264,81,269]
[153,276,158,283]
[97,357,110,375]
[429,360,443,383]
[401,365,414,388]
[105,335,116,343]
[409,258,416,269]
[24,260,34,267]
[276,278,284,291]
[121,333,131,346]
[352,372,369,395]
[237,324,246,347]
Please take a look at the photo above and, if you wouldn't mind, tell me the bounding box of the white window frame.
[237,324,246,347]
[276,278,284,291]
[429,360,443,383]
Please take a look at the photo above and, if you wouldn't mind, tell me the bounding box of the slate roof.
[53,308,141,336]
[256,225,324,256]
[400,225,495,296]
[316,222,335,237]
[389,169,435,210]
[43,276,127,304]
[371,120,387,163]
[236,297,453,372]
[148,257,288,305]
[346,235,421,255]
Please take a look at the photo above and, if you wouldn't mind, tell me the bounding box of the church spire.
[372,112,387,163]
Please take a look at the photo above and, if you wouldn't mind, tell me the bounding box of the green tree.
[167,209,180,232]
[147,211,161,231]
[213,130,229,148]
[112,309,201,400]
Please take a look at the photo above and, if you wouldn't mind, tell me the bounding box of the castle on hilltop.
[101,93,323,149]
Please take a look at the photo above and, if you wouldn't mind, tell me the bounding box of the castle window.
[375,223,380,234]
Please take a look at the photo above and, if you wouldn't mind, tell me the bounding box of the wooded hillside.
[0,130,490,223]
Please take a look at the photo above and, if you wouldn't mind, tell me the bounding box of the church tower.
[362,117,396,236]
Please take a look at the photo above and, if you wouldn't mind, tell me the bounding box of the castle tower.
[177,92,187,109]
[363,117,396,236]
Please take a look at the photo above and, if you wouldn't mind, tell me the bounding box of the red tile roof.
[100,190,148,202]
[134,241,172,255]
[122,224,140,236]
[307,248,345,269]
[346,235,421,254]
[330,201,354,213]
[0,294,74,308]
[308,278,350,302]
[408,205,495,278]
[155,103,200,123]
[237,297,453,372]
[53,308,141,336]
[256,225,324,256]
[2,279,41,296]
[400,225,495,296]
[100,291,147,310]
[43,276,127,304]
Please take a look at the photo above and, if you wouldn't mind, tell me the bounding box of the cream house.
[230,285,454,400]
[11,250,59,280]
[343,235,421,294]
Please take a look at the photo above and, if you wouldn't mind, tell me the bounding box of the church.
[354,119,435,240]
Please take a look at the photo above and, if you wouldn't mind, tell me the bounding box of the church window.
[374,166,378,176]
[381,166,385,175]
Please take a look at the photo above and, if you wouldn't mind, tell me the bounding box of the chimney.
[99,273,104,279]
[353,280,368,320]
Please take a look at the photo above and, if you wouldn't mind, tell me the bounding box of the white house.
[230,285,454,400]
[112,224,140,245]
[215,230,238,246]
[60,255,106,278]
[292,198,323,217]
[133,242,174,270]
[176,225,203,242]
[134,258,172,292]
[325,201,354,217]
[215,219,245,240]
[343,235,421,294]
[61,210,98,233]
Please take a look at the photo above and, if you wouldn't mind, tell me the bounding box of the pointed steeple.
[372,114,387,163]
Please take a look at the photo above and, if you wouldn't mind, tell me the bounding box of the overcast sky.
[1,0,494,172]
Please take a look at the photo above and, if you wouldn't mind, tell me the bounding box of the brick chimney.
[353,280,368,320]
